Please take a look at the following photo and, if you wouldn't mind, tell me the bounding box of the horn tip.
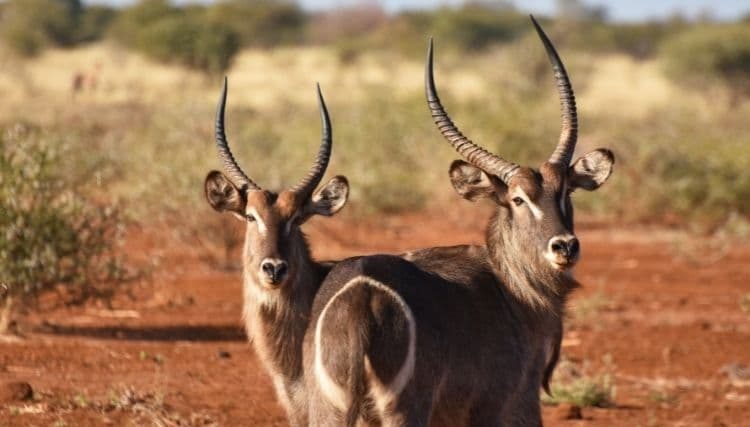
[425,36,438,101]
[530,14,544,35]
[315,83,326,106]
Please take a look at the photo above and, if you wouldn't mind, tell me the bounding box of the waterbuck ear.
[568,149,615,191]
[300,175,349,221]
[204,171,246,218]
[449,160,499,202]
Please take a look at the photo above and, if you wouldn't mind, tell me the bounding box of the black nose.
[550,236,579,259]
[261,260,288,284]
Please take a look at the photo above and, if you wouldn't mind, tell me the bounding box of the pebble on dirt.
[552,403,583,421]
[0,381,33,402]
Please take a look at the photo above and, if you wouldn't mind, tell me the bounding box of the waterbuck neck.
[242,227,324,382]
[486,210,578,319]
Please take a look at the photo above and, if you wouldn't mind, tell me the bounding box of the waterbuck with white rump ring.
[302,16,615,426]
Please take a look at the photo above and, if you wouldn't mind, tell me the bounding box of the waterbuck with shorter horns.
[204,79,350,425]
[204,80,501,426]
[302,16,614,426]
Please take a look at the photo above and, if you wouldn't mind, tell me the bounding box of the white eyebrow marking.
[248,208,267,235]
[512,188,544,220]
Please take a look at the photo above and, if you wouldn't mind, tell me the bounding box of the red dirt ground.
[1,210,749,426]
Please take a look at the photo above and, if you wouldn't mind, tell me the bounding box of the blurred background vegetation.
[0,0,749,312]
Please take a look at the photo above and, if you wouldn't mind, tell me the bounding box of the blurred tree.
[109,0,177,47]
[0,0,83,56]
[138,12,239,74]
[110,0,239,73]
[557,0,607,22]
[430,4,528,51]
[76,5,117,43]
[206,0,306,47]
[660,23,750,104]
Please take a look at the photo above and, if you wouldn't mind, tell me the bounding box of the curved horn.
[425,38,519,184]
[215,77,261,191]
[290,83,332,198]
[530,15,578,166]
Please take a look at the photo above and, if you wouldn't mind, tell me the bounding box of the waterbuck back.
[302,16,615,426]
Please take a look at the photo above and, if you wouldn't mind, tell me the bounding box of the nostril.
[276,262,288,279]
[261,262,275,278]
[551,240,565,254]
[568,238,580,257]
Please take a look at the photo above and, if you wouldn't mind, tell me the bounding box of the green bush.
[583,106,750,224]
[108,0,177,47]
[0,124,133,333]
[607,22,678,59]
[76,5,117,43]
[0,0,83,56]
[110,1,239,73]
[206,0,306,48]
[660,24,750,96]
[429,5,528,51]
[542,355,616,408]
[136,13,239,74]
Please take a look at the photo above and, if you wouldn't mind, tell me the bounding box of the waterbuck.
[204,79,350,425]
[204,80,499,426]
[303,16,614,426]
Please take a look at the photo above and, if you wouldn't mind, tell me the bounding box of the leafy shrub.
[0,124,133,333]
[0,0,83,56]
[542,355,615,408]
[206,0,306,48]
[606,22,679,59]
[110,1,239,73]
[136,13,239,74]
[543,375,614,407]
[660,24,750,97]
[76,5,117,43]
[108,0,177,47]
[589,106,750,224]
[429,5,528,51]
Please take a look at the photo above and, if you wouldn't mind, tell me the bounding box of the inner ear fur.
[568,149,615,191]
[449,160,502,202]
[299,175,349,222]
[204,170,246,214]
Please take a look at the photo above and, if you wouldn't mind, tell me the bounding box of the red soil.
[1,211,748,426]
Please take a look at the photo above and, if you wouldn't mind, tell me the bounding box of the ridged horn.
[425,38,519,184]
[290,83,332,199]
[215,77,261,191]
[530,15,578,166]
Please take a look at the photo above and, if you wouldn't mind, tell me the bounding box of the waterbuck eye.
[245,214,256,222]
[512,197,524,206]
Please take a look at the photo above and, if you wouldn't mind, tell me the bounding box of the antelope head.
[205,79,349,294]
[426,16,614,277]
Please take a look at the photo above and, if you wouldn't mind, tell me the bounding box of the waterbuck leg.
[378,386,433,427]
[506,389,543,427]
